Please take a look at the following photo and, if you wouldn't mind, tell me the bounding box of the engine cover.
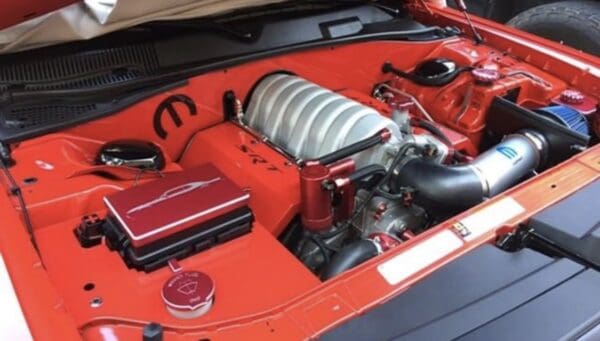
[245,74,401,166]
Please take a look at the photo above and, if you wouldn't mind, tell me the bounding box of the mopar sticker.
[496,146,518,160]
[153,94,197,139]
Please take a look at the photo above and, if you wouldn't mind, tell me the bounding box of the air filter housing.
[537,105,589,136]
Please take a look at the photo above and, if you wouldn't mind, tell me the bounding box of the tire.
[507,1,600,56]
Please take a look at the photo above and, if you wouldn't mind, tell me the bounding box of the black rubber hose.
[347,164,386,183]
[309,233,332,263]
[298,231,332,264]
[411,119,470,161]
[375,188,405,200]
[391,158,484,214]
[320,240,379,280]
[317,132,385,165]
[412,119,452,145]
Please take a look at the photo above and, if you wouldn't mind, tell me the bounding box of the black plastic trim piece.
[0,44,159,87]
[0,80,187,143]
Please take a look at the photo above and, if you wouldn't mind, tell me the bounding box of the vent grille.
[2,104,97,130]
[23,69,144,91]
[0,44,159,90]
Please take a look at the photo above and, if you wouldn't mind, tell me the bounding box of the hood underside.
[0,0,288,54]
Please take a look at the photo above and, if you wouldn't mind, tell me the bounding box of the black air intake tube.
[393,161,485,212]
[391,131,546,215]
[320,240,380,280]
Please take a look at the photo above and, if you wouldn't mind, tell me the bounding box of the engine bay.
[1,33,599,334]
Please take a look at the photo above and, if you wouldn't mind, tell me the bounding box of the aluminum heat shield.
[244,74,401,166]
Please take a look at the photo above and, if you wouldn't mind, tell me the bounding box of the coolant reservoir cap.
[161,271,214,319]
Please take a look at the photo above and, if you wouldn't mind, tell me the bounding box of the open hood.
[0,1,598,339]
[0,0,289,54]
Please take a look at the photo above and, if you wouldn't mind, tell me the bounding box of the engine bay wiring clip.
[74,214,105,248]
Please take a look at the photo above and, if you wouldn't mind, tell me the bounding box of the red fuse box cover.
[104,164,250,248]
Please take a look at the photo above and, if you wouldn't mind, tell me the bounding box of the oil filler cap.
[161,271,214,319]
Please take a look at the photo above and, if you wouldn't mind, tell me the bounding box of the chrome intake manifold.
[244,74,402,167]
